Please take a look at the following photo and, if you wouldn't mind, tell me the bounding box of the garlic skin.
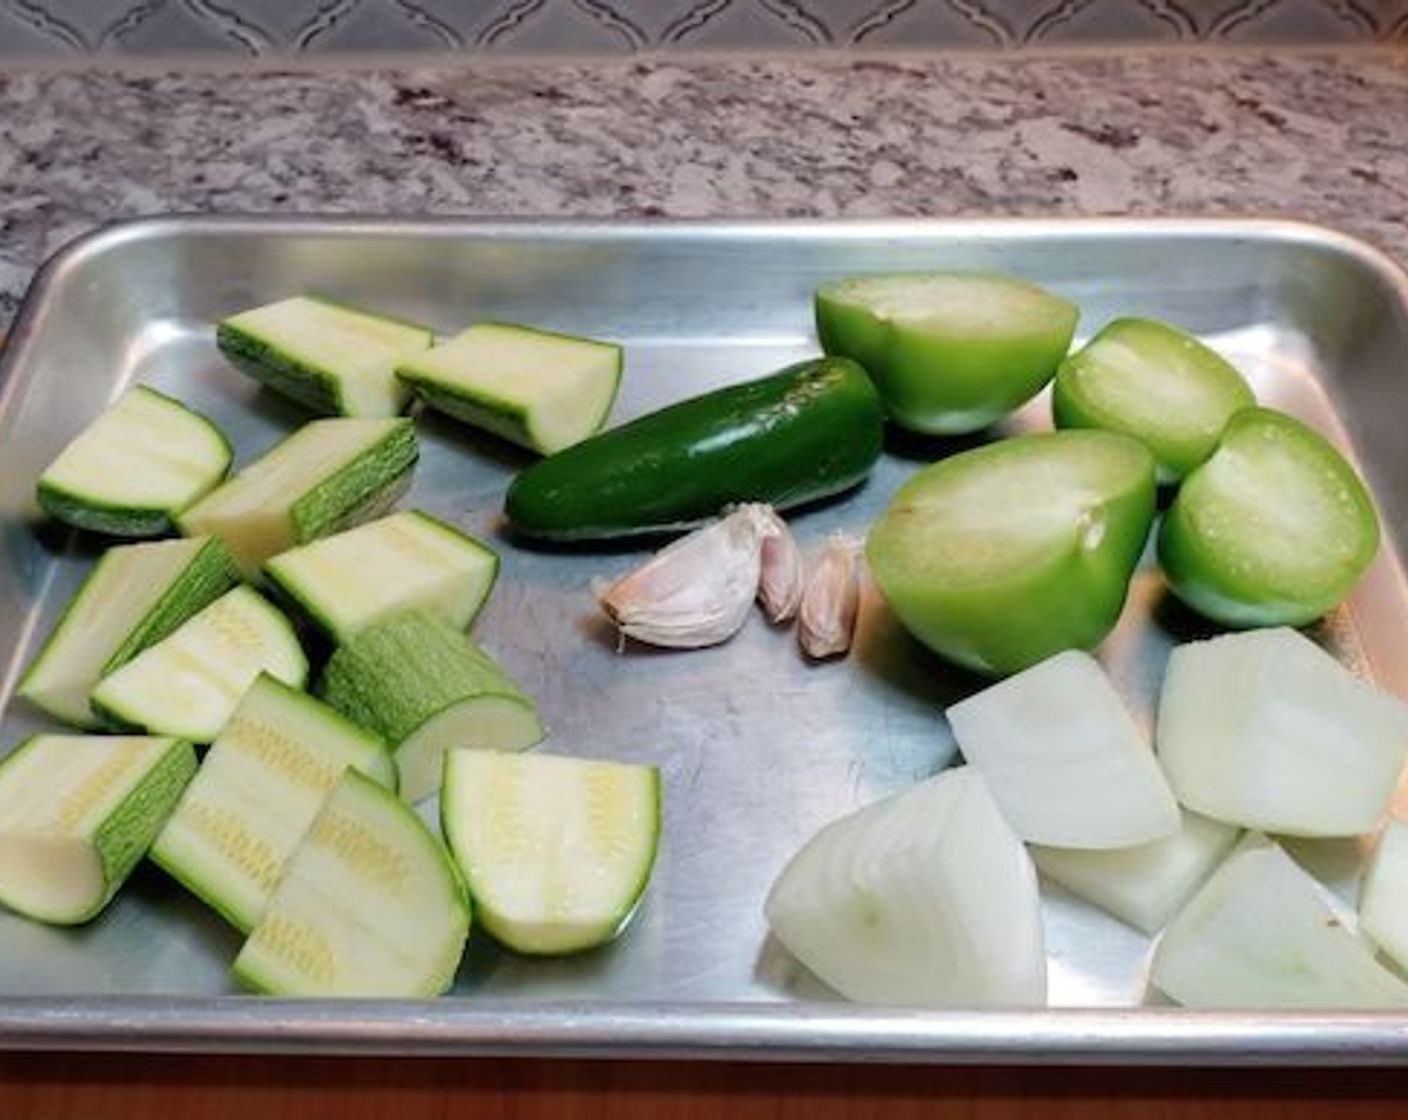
[597,505,775,649]
[799,534,863,660]
[757,506,804,624]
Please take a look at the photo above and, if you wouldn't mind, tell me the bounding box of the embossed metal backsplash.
[0,1,1404,58]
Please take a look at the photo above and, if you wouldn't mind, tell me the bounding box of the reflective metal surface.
[2,216,1408,1060]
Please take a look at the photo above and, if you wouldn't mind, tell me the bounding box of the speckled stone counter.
[0,48,1405,326]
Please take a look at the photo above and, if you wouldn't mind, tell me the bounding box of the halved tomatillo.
[815,272,1078,435]
[1052,317,1255,483]
[1157,407,1379,627]
[867,430,1157,675]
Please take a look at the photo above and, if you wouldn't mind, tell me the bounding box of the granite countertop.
[0,48,1405,326]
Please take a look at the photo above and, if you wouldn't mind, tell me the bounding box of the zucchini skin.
[504,356,884,541]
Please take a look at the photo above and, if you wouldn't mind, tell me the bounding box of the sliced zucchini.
[91,585,308,742]
[264,510,498,642]
[17,536,239,728]
[232,768,470,997]
[0,734,196,924]
[397,322,622,455]
[320,611,544,804]
[37,385,232,537]
[151,673,394,932]
[177,417,418,578]
[217,296,434,419]
[441,750,660,955]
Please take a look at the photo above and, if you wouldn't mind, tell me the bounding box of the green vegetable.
[320,610,544,804]
[177,417,418,578]
[90,584,308,742]
[505,356,884,541]
[441,750,660,955]
[264,509,499,643]
[37,385,231,537]
[0,734,196,925]
[867,430,1156,675]
[217,295,434,419]
[815,272,1078,434]
[17,535,238,728]
[398,322,622,455]
[1157,406,1379,626]
[151,673,396,933]
[232,769,470,997]
[1052,317,1256,482]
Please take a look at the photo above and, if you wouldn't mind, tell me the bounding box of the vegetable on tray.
[264,509,499,642]
[814,271,1078,434]
[37,385,231,537]
[764,765,1046,1008]
[398,322,623,455]
[177,416,419,578]
[504,356,884,542]
[217,296,434,419]
[90,584,308,743]
[1157,406,1380,627]
[1359,820,1408,974]
[866,429,1156,675]
[1156,626,1408,837]
[0,734,196,925]
[17,535,238,728]
[945,649,1180,849]
[1150,840,1408,1010]
[151,673,396,933]
[1051,317,1256,482]
[441,749,660,955]
[1030,808,1240,935]
[232,768,470,997]
[320,610,544,804]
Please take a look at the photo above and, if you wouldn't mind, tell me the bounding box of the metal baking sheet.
[2,216,1408,1062]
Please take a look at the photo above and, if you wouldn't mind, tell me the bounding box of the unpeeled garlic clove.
[757,506,804,624]
[597,505,774,649]
[798,534,863,660]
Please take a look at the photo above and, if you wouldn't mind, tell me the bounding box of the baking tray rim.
[3,213,1408,1063]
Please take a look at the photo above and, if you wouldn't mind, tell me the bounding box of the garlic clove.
[798,533,863,660]
[597,505,773,649]
[757,506,804,624]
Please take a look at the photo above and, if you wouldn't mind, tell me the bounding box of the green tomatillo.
[815,272,1079,435]
[867,430,1157,675]
[1157,406,1379,627]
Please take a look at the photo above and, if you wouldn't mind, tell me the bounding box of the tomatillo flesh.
[867,430,1157,675]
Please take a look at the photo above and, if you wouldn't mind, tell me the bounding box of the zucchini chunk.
[37,385,231,537]
[264,510,498,642]
[0,734,196,924]
[441,750,660,955]
[177,417,418,578]
[321,611,544,804]
[17,536,239,728]
[151,673,394,933]
[232,769,470,997]
[397,322,622,455]
[91,585,308,742]
[217,296,434,419]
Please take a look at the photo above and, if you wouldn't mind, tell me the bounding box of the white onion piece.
[1360,819,1408,972]
[764,766,1045,1008]
[1032,808,1241,934]
[1157,627,1408,837]
[945,650,1179,848]
[1151,840,1408,1010]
